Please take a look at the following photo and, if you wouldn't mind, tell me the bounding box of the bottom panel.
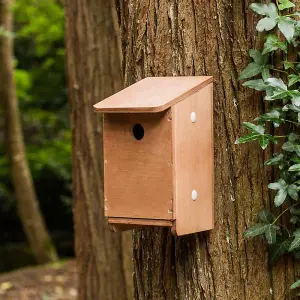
[108,217,173,227]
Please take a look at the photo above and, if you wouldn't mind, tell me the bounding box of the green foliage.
[237,1,300,291]
[0,0,71,228]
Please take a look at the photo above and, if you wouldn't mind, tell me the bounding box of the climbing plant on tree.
[236,0,300,291]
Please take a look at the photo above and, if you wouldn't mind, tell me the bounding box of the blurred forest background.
[0,0,73,273]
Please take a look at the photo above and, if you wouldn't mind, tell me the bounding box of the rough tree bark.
[118,1,300,299]
[64,1,133,299]
[0,0,58,264]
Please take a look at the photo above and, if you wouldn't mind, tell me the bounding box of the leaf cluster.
[237,1,300,291]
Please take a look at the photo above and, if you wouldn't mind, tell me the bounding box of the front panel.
[103,110,173,220]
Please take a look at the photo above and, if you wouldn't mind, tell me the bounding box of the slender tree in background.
[64,1,133,299]
[117,1,300,299]
[0,0,58,264]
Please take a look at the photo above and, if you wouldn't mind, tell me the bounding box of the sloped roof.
[94,76,213,113]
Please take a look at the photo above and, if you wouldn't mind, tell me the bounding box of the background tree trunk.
[0,0,58,264]
[64,1,133,299]
[118,1,299,299]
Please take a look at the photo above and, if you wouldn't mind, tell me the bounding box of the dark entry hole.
[132,124,144,140]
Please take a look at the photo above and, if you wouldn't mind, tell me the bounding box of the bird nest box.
[94,76,214,236]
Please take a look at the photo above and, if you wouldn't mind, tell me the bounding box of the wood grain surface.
[173,83,214,235]
[94,76,212,113]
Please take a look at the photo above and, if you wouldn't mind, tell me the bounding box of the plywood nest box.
[94,76,214,236]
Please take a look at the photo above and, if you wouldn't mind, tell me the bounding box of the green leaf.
[288,184,299,200]
[242,122,265,134]
[257,17,278,32]
[262,67,271,80]
[275,188,288,206]
[259,209,275,223]
[289,229,300,251]
[239,62,263,80]
[249,49,268,65]
[269,237,291,265]
[235,134,261,144]
[288,74,300,87]
[265,225,278,244]
[289,164,300,172]
[291,279,300,290]
[283,141,296,152]
[278,0,295,11]
[262,34,288,54]
[250,3,278,17]
[243,79,268,91]
[278,17,295,42]
[284,61,294,70]
[268,179,287,190]
[256,110,282,124]
[244,223,269,237]
[259,135,270,149]
[265,154,284,166]
[265,78,287,90]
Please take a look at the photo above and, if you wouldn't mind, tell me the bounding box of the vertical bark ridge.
[64,1,133,299]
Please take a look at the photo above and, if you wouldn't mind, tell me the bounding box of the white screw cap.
[192,190,198,201]
[190,112,197,123]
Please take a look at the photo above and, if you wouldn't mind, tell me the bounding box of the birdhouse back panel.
[103,110,174,220]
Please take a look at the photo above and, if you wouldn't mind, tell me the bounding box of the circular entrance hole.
[132,124,144,140]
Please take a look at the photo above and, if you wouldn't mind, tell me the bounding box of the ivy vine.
[236,0,300,292]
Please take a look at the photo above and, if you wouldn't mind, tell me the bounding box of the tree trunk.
[0,0,58,264]
[118,1,299,299]
[64,1,133,299]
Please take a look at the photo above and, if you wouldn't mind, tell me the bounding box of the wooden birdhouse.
[94,76,214,236]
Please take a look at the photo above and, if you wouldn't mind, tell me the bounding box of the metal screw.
[192,190,198,201]
[190,112,196,123]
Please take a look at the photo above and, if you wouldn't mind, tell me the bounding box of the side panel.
[104,111,173,220]
[173,84,214,235]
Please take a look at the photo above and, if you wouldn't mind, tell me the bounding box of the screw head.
[190,112,197,123]
[192,190,198,201]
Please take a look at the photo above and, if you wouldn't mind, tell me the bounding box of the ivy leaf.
[259,209,275,223]
[262,35,288,54]
[242,122,265,134]
[289,164,300,172]
[262,67,271,80]
[250,3,278,17]
[291,279,300,290]
[269,237,291,265]
[239,62,264,80]
[244,223,269,237]
[268,179,287,190]
[283,141,296,152]
[265,224,279,244]
[289,229,300,251]
[265,154,284,166]
[251,3,278,32]
[243,79,268,91]
[290,90,300,106]
[284,61,294,70]
[235,134,261,144]
[268,180,288,206]
[288,74,300,87]
[288,184,299,200]
[249,49,269,65]
[256,110,283,127]
[257,17,278,32]
[278,17,295,42]
[278,0,295,11]
[275,188,288,206]
[259,135,270,149]
[265,78,287,90]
